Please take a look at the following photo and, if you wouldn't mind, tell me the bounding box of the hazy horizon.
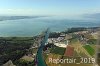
[0,0,100,36]
[0,0,100,16]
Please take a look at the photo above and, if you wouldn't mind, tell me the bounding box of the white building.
[54,43,68,48]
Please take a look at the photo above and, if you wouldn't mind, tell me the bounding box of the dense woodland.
[0,37,34,66]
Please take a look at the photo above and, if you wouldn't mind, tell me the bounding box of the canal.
[36,28,50,66]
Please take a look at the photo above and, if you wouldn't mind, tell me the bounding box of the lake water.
[0,17,99,37]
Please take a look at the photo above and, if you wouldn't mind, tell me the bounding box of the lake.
[0,17,99,37]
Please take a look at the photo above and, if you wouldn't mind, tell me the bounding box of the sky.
[0,0,100,16]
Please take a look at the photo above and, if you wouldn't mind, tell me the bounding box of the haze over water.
[0,16,99,37]
[0,0,100,37]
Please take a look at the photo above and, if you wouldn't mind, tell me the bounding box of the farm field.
[83,45,95,56]
[45,53,62,66]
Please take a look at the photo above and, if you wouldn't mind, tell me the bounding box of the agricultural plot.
[83,45,95,56]
[50,46,66,55]
[64,46,74,57]
[45,53,62,66]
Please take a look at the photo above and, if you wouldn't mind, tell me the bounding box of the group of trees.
[62,27,87,34]
[0,37,34,66]
[49,32,61,38]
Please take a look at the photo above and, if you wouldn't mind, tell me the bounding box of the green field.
[83,45,95,56]
[50,46,66,55]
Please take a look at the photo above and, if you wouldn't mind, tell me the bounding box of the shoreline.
[0,27,99,37]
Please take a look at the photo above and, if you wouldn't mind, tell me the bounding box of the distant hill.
[0,16,43,21]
